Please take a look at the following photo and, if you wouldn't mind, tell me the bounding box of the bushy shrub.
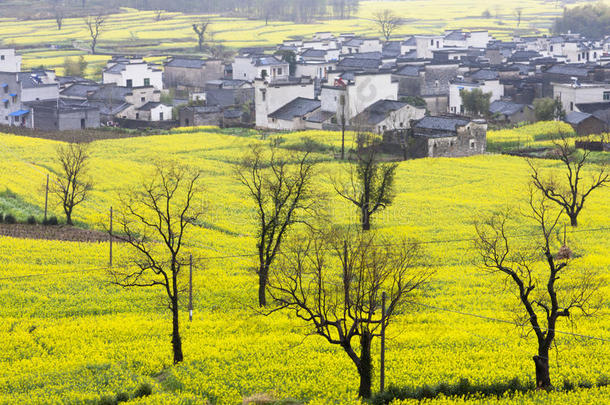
[4,214,16,224]
[98,395,117,405]
[43,216,59,226]
[27,216,37,225]
[133,382,153,398]
[115,392,129,402]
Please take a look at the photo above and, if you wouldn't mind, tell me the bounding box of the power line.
[406,300,610,343]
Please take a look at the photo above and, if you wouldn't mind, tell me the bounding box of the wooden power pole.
[109,207,113,267]
[189,254,193,321]
[380,291,387,392]
[44,174,49,222]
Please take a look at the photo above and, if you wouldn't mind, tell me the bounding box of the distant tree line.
[553,2,610,39]
[132,0,359,23]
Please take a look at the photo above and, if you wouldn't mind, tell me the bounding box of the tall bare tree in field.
[84,14,106,54]
[192,21,210,52]
[475,193,601,389]
[54,5,64,30]
[373,9,403,41]
[528,134,608,227]
[267,228,431,398]
[236,141,318,307]
[515,7,524,27]
[52,143,92,226]
[110,162,203,365]
[334,134,398,231]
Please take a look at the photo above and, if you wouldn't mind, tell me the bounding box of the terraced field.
[0,0,593,77]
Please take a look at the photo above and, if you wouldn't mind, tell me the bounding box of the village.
[1,29,610,157]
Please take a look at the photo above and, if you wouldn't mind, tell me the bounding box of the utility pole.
[188,253,193,322]
[380,291,387,393]
[44,174,49,222]
[109,207,113,267]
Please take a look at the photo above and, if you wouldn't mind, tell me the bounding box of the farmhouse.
[351,99,425,133]
[408,116,487,158]
[163,57,224,93]
[102,57,163,90]
[564,111,606,136]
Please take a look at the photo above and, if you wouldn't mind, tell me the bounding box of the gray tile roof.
[136,101,163,111]
[352,99,409,125]
[60,83,101,98]
[565,111,594,125]
[395,65,422,76]
[254,56,286,67]
[545,64,592,77]
[301,49,327,58]
[337,58,380,70]
[268,97,320,120]
[470,69,499,81]
[414,116,470,132]
[165,58,207,69]
[489,100,526,116]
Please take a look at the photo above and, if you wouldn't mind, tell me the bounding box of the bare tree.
[110,162,203,365]
[52,143,92,226]
[334,134,398,231]
[267,228,431,398]
[192,21,210,52]
[475,193,601,389]
[84,14,106,54]
[154,9,164,22]
[515,7,524,27]
[236,141,319,307]
[373,9,403,41]
[54,6,64,30]
[528,134,608,227]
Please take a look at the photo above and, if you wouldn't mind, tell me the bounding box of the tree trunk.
[258,264,268,307]
[361,206,370,231]
[171,299,183,364]
[569,213,578,227]
[358,331,373,398]
[533,354,551,390]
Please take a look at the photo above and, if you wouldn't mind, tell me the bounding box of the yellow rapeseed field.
[0,124,608,404]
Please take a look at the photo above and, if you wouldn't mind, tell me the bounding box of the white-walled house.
[553,82,610,114]
[341,38,382,55]
[134,102,173,121]
[232,55,289,82]
[295,61,336,80]
[0,49,21,72]
[449,78,504,115]
[351,99,426,133]
[102,57,163,90]
[320,72,399,122]
[415,35,444,59]
[254,77,315,128]
[267,97,321,130]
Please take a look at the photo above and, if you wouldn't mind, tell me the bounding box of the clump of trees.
[459,88,491,117]
[62,55,88,77]
[553,3,610,39]
[533,98,565,122]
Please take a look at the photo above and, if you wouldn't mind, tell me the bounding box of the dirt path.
[0,224,111,243]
